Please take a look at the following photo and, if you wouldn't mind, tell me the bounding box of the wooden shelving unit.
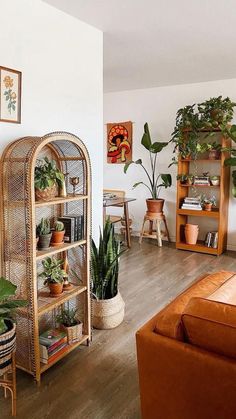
[0,132,91,383]
[176,131,231,255]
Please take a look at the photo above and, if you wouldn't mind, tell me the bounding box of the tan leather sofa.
[136,271,236,419]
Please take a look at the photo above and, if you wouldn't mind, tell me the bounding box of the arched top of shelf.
[1,131,91,169]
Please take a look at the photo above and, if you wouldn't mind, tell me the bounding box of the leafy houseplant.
[51,220,65,246]
[202,195,217,212]
[36,217,52,249]
[34,157,64,201]
[124,123,172,213]
[198,96,236,128]
[177,174,188,185]
[91,219,125,329]
[39,257,67,297]
[56,308,82,343]
[224,125,236,197]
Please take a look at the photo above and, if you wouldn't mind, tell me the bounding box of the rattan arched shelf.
[0,132,91,384]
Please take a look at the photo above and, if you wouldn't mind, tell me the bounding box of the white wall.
[104,79,236,250]
[0,0,103,239]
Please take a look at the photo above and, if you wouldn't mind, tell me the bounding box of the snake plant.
[91,220,124,300]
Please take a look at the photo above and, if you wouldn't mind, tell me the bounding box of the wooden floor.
[1,239,236,419]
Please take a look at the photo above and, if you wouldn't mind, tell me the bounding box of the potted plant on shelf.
[210,176,220,186]
[124,123,172,213]
[56,308,82,344]
[36,218,52,250]
[198,96,236,128]
[177,174,188,185]
[202,195,217,212]
[51,221,65,246]
[186,174,194,185]
[0,277,27,374]
[207,142,222,160]
[34,157,64,201]
[91,219,125,330]
[39,257,67,297]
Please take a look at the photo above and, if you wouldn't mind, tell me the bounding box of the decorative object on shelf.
[91,219,125,329]
[59,173,69,198]
[210,176,220,186]
[205,231,218,248]
[124,122,172,214]
[69,176,79,196]
[186,174,194,185]
[184,224,199,245]
[0,66,21,124]
[107,121,133,163]
[202,195,217,212]
[34,157,64,201]
[177,174,188,185]
[51,221,65,246]
[56,308,83,344]
[39,257,67,297]
[36,218,52,249]
[62,253,73,290]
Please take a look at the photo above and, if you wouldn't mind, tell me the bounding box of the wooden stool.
[139,212,170,247]
[0,352,16,416]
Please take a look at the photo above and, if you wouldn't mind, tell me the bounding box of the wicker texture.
[0,132,91,383]
[92,292,125,329]
[61,322,83,344]
[0,323,16,376]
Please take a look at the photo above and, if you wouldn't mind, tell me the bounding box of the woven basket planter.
[35,183,58,201]
[61,322,83,344]
[92,291,125,329]
[0,321,16,376]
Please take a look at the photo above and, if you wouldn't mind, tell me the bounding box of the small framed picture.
[0,66,22,123]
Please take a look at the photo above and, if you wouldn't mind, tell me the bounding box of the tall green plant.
[124,123,172,199]
[224,124,236,197]
[91,220,124,300]
[0,277,27,335]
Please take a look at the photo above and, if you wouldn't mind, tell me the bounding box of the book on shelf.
[194,176,210,185]
[40,344,69,365]
[181,197,202,210]
[40,339,67,361]
[59,215,84,242]
[39,329,67,347]
[39,329,68,364]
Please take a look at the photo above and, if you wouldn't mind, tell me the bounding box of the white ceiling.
[45,0,236,92]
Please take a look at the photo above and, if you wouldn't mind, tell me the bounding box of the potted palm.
[124,123,172,213]
[91,219,125,329]
[36,217,52,249]
[0,277,27,375]
[51,221,65,246]
[56,308,83,344]
[34,157,64,201]
[39,257,67,297]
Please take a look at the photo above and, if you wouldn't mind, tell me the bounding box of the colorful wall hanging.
[0,66,21,123]
[107,121,133,164]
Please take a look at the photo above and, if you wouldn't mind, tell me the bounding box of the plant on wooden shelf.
[91,219,125,329]
[201,195,217,212]
[210,176,220,186]
[34,157,64,201]
[198,96,236,129]
[39,257,67,297]
[56,308,82,344]
[36,217,52,249]
[124,122,172,213]
[224,124,236,197]
[51,221,65,247]
[0,277,27,373]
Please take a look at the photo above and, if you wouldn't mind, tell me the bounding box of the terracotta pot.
[35,183,58,201]
[38,233,52,250]
[92,291,125,329]
[49,282,63,297]
[204,203,212,211]
[51,230,65,246]
[209,150,220,160]
[146,199,164,214]
[185,224,199,245]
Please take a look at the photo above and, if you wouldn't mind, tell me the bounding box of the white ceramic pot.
[92,291,125,329]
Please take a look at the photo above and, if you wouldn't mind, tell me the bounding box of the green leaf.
[0,278,16,301]
[141,123,152,150]
[160,174,172,188]
[124,160,134,173]
[150,142,168,154]
[0,318,7,335]
[135,159,142,165]
[225,158,236,167]
[132,182,144,189]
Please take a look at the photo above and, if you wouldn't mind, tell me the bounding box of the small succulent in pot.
[56,308,82,343]
[186,174,194,185]
[34,157,64,201]
[177,174,188,184]
[51,221,65,246]
[36,218,52,249]
[210,176,220,186]
[39,257,67,297]
[202,195,217,211]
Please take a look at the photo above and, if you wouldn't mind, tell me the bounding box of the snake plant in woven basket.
[91,219,125,300]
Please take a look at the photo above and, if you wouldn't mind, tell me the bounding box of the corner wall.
[104,79,236,250]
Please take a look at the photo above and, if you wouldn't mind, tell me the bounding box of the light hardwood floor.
[1,239,236,419]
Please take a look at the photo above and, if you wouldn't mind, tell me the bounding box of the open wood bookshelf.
[0,132,91,384]
[176,131,230,255]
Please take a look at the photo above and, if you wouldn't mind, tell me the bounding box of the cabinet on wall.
[0,132,91,383]
[176,129,230,255]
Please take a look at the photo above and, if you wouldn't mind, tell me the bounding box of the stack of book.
[194,176,210,185]
[39,329,67,364]
[181,197,202,211]
[58,215,84,243]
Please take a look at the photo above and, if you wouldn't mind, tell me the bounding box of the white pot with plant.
[124,123,172,214]
[39,257,67,297]
[0,277,27,375]
[34,157,65,201]
[91,220,125,329]
[56,308,83,344]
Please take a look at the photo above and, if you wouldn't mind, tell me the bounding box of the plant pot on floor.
[185,224,199,245]
[146,199,164,214]
[38,233,52,250]
[35,183,58,201]
[61,322,83,344]
[0,320,16,376]
[49,282,63,297]
[51,230,65,246]
[92,291,125,329]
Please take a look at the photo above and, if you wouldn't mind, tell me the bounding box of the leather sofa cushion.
[182,278,236,359]
[154,271,234,341]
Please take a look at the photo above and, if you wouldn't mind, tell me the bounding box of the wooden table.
[103,197,136,248]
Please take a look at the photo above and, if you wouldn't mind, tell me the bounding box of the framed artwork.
[107,121,133,164]
[0,66,21,123]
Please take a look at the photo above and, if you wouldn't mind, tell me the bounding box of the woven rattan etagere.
[0,132,91,384]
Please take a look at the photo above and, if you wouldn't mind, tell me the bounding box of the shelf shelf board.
[179,184,220,188]
[35,194,88,207]
[177,209,219,218]
[176,241,218,255]
[36,239,86,260]
[37,284,87,316]
[40,334,89,372]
